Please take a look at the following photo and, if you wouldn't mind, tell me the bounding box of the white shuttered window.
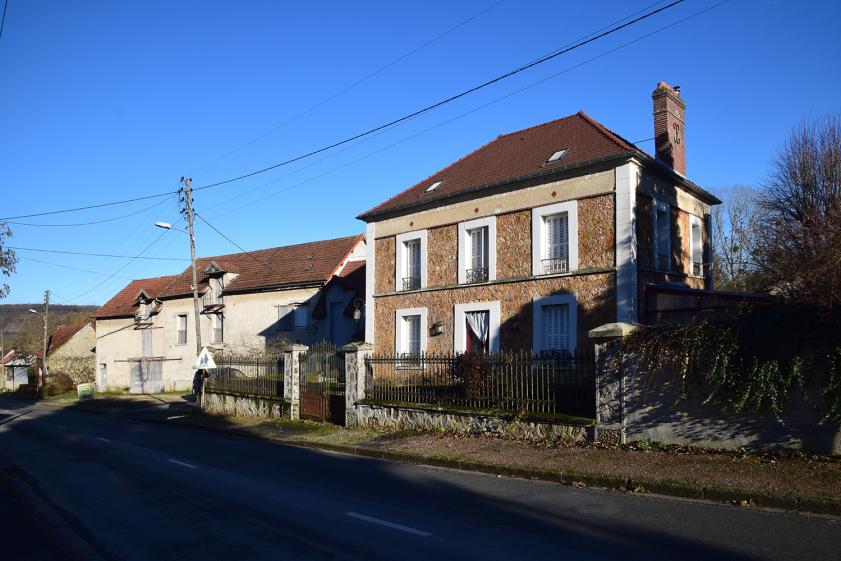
[542,304,569,352]
[404,315,421,355]
[545,213,568,261]
[469,227,488,270]
[406,240,421,280]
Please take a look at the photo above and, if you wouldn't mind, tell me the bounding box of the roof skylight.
[425,181,443,193]
[547,149,568,163]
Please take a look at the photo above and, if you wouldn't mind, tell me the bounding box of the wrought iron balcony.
[657,253,670,272]
[541,258,569,275]
[402,276,421,291]
[465,267,488,284]
[202,291,224,309]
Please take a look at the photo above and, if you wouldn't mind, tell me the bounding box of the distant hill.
[0,303,98,351]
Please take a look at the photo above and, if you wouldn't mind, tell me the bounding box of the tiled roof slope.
[47,323,92,355]
[94,275,180,319]
[358,111,638,219]
[95,235,363,319]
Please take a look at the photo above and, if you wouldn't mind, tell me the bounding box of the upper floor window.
[395,230,428,291]
[654,201,671,272]
[458,216,496,285]
[532,200,578,276]
[176,314,187,345]
[689,215,704,277]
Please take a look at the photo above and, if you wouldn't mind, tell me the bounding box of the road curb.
[36,399,841,518]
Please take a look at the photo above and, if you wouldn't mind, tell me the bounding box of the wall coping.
[342,341,374,352]
[588,322,638,339]
[283,343,310,352]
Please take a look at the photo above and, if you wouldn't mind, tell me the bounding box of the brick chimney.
[652,81,686,175]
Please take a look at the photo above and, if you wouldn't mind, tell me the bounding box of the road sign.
[77,383,95,400]
[193,347,217,370]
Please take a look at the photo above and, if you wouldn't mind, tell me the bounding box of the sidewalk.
[37,393,841,516]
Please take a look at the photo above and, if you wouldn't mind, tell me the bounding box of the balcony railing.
[657,253,670,272]
[541,258,569,275]
[692,261,704,277]
[203,291,224,308]
[465,267,488,284]
[402,276,420,291]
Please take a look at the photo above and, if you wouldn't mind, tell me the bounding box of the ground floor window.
[395,307,428,355]
[454,301,501,353]
[532,294,577,355]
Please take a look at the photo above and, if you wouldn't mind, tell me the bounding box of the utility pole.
[40,290,50,390]
[181,177,203,356]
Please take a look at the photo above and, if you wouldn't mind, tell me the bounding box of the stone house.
[42,322,97,385]
[94,235,365,392]
[357,82,720,356]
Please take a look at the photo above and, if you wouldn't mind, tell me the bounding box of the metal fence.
[205,355,285,398]
[365,350,595,418]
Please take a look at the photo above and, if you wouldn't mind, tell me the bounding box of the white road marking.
[168,459,198,469]
[167,415,188,420]
[344,512,432,537]
[96,437,112,443]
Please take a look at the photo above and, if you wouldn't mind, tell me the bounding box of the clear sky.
[1,0,839,306]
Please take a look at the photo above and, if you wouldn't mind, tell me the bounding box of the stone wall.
[203,391,288,420]
[356,402,591,442]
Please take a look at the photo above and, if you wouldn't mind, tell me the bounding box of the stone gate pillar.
[283,344,308,420]
[589,323,637,445]
[342,341,374,428]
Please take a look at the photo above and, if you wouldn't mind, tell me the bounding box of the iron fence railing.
[402,276,420,291]
[202,291,224,307]
[541,257,569,275]
[205,355,284,398]
[465,267,488,284]
[366,350,595,418]
[299,341,345,395]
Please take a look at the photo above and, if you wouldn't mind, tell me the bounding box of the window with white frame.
[533,294,577,355]
[532,200,578,276]
[395,307,428,357]
[454,301,501,353]
[211,314,224,343]
[654,201,671,272]
[176,314,187,345]
[458,216,496,284]
[690,215,704,277]
[395,230,428,291]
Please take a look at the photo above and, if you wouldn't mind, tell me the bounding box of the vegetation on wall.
[616,304,841,424]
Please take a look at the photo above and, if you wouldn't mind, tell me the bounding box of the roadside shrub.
[44,371,76,396]
[452,353,493,400]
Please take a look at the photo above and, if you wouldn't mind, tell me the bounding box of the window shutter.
[469,228,486,269]
[542,304,569,351]
[405,315,421,355]
[545,213,568,260]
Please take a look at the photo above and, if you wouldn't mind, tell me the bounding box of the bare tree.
[712,185,759,291]
[753,116,841,311]
[0,223,17,299]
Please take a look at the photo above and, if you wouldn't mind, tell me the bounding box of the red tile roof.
[359,111,640,220]
[47,323,92,355]
[95,235,363,319]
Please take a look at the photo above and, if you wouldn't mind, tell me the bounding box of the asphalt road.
[0,401,839,561]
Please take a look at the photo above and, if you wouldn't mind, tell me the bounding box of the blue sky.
[1,0,839,305]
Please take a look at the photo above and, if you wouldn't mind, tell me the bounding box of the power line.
[4,198,171,227]
[207,0,728,220]
[0,0,8,41]
[8,246,189,261]
[18,256,136,281]
[0,189,177,222]
[194,213,289,280]
[188,0,507,176]
[191,0,685,192]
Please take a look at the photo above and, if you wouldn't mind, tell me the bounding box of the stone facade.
[356,402,591,442]
[427,224,457,286]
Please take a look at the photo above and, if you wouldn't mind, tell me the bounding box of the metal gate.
[299,342,345,425]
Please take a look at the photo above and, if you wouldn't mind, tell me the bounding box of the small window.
[425,181,443,193]
[655,205,670,271]
[403,315,421,355]
[466,226,489,283]
[690,217,703,277]
[542,213,569,274]
[403,239,421,290]
[211,315,224,343]
[294,305,309,329]
[176,314,187,345]
[278,305,295,330]
[547,149,568,163]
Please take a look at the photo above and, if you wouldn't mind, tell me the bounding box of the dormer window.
[546,149,568,163]
[425,181,443,193]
